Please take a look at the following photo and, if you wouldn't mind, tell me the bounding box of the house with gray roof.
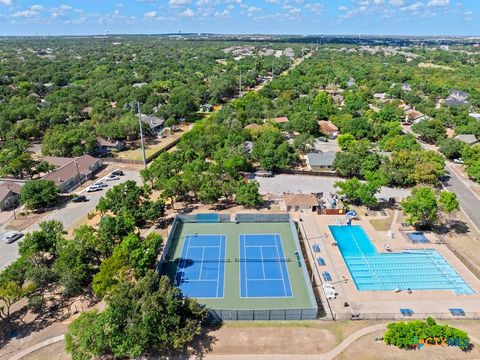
[455,134,479,146]
[305,151,336,171]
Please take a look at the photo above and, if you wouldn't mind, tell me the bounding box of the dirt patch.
[208,325,337,354]
[370,217,393,232]
[335,330,480,360]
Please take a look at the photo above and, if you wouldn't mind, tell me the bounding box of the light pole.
[136,101,147,169]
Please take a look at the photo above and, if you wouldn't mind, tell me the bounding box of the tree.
[337,133,356,151]
[0,281,35,322]
[438,138,465,159]
[66,273,207,359]
[42,124,97,157]
[251,129,295,171]
[235,181,263,208]
[312,91,336,119]
[334,173,385,208]
[401,187,459,228]
[412,119,446,144]
[18,220,64,257]
[20,180,58,210]
[384,317,470,351]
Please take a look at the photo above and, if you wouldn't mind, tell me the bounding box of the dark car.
[111,170,124,176]
[72,195,87,203]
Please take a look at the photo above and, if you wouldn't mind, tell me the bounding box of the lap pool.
[329,225,474,295]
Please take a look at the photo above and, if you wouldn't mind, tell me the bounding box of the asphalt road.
[443,163,480,233]
[0,169,142,270]
[255,174,411,199]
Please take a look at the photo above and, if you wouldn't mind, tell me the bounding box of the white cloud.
[180,7,194,16]
[389,0,404,5]
[30,4,43,11]
[59,4,73,11]
[0,0,12,5]
[169,0,191,7]
[338,6,348,11]
[12,9,38,18]
[305,3,324,15]
[427,0,449,7]
[401,1,424,12]
[144,10,157,18]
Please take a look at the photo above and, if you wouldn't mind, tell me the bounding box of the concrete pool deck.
[298,212,480,320]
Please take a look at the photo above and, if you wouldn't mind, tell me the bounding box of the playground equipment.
[345,210,357,226]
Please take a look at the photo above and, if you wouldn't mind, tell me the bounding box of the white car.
[87,185,103,192]
[106,175,120,181]
[93,181,108,188]
[453,158,464,164]
[1,231,23,244]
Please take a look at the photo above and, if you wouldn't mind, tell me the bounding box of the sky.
[0,0,479,36]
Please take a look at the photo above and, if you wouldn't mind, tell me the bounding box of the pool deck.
[298,211,480,320]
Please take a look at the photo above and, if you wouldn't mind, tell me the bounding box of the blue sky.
[0,0,478,36]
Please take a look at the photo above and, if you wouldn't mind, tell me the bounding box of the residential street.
[443,163,480,233]
[0,168,142,270]
[402,124,480,232]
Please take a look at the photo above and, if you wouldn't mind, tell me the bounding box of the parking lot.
[0,166,142,269]
[255,174,411,199]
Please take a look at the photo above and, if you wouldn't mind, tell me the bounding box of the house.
[373,93,387,101]
[318,120,339,137]
[402,83,412,92]
[140,114,165,134]
[469,113,480,121]
[199,104,213,113]
[305,152,336,171]
[405,109,428,124]
[455,134,479,146]
[96,137,125,156]
[243,141,253,154]
[445,89,469,107]
[268,117,289,124]
[398,102,412,112]
[43,154,103,193]
[331,94,344,107]
[244,123,261,130]
[282,193,318,212]
[0,182,22,211]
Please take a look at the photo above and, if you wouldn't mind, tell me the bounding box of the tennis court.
[239,234,293,298]
[175,234,226,298]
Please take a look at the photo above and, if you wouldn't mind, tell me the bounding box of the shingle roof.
[283,193,318,207]
[43,155,101,186]
[306,152,336,167]
[455,134,478,145]
[318,120,339,134]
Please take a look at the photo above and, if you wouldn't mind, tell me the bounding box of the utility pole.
[239,68,242,97]
[137,101,147,169]
[272,59,274,79]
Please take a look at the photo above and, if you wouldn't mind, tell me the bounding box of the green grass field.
[162,220,318,314]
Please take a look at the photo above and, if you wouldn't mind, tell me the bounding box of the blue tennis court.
[239,234,293,298]
[175,234,226,298]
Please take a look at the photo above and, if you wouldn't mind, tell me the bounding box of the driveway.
[0,169,142,270]
[255,174,411,199]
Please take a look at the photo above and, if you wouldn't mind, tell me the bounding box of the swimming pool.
[329,225,474,295]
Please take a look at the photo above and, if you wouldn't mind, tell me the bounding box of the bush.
[384,317,470,351]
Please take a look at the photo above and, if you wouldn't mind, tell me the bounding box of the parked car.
[111,170,124,176]
[72,195,87,203]
[94,181,108,188]
[453,158,464,164]
[1,231,23,244]
[87,185,102,192]
[106,175,120,181]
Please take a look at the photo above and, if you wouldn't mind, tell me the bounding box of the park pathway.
[10,323,480,360]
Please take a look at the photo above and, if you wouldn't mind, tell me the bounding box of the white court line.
[244,245,278,248]
[175,235,192,285]
[188,245,222,248]
[274,234,288,297]
[183,279,218,282]
[243,235,248,297]
[260,246,266,280]
[198,247,206,280]
[215,236,222,297]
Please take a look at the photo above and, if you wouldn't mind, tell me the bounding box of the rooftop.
[305,151,336,167]
[283,193,318,207]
